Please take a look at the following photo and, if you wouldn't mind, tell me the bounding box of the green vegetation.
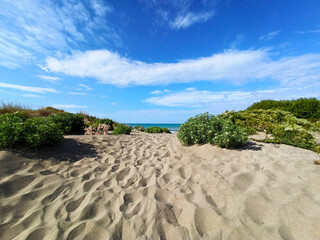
[145,126,171,133]
[161,127,171,133]
[0,103,117,149]
[177,113,248,149]
[0,103,65,117]
[219,109,320,151]
[247,98,320,120]
[0,112,63,148]
[133,125,145,131]
[112,124,131,135]
[87,117,115,131]
[49,113,85,134]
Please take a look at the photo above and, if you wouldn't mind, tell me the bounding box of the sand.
[0,132,320,240]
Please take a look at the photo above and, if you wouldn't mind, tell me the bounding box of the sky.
[0,0,320,123]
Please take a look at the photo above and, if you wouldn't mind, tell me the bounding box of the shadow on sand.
[12,138,98,162]
[238,141,264,151]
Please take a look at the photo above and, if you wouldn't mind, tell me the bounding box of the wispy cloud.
[151,90,163,94]
[142,0,216,29]
[170,11,214,29]
[38,75,61,83]
[0,82,57,94]
[78,83,93,91]
[53,104,87,109]
[294,29,320,34]
[45,49,320,87]
[145,85,320,108]
[260,30,281,41]
[0,0,118,68]
[68,92,87,95]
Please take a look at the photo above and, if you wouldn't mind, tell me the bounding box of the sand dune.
[0,132,320,240]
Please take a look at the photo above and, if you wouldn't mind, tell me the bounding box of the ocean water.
[125,123,181,132]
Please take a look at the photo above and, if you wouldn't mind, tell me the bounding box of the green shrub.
[0,112,27,148]
[177,113,248,149]
[88,118,115,131]
[0,112,63,148]
[49,113,85,133]
[24,118,63,147]
[133,125,145,131]
[247,98,320,120]
[145,126,163,133]
[219,109,319,150]
[113,124,131,135]
[161,128,171,133]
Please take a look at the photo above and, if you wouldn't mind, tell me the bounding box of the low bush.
[113,124,131,135]
[161,128,171,133]
[49,113,85,134]
[144,126,171,133]
[145,127,162,133]
[247,98,320,120]
[0,112,63,148]
[177,113,248,149]
[24,117,64,147]
[219,109,319,150]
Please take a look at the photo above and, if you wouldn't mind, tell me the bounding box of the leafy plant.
[219,109,319,150]
[145,126,163,133]
[161,128,171,133]
[0,112,27,148]
[113,124,131,135]
[0,112,63,148]
[247,98,320,120]
[177,113,248,149]
[24,118,63,147]
[49,113,85,133]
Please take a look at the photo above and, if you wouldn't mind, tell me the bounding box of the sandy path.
[0,133,320,240]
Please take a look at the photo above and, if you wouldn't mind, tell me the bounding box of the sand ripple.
[0,133,320,239]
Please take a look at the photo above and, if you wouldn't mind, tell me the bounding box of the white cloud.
[22,94,45,98]
[164,89,171,92]
[78,83,93,91]
[294,29,320,34]
[111,102,117,105]
[0,82,57,94]
[145,85,320,107]
[68,92,87,95]
[0,0,118,68]
[151,90,163,94]
[53,104,87,109]
[260,30,281,41]
[170,11,214,29]
[38,75,61,83]
[45,49,320,87]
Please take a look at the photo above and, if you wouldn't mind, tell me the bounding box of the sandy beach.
[1,132,320,240]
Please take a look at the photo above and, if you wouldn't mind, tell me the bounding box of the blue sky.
[0,0,320,123]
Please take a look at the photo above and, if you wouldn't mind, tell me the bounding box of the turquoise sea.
[125,123,181,132]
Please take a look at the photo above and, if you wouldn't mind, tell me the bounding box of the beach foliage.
[219,109,319,151]
[247,98,320,120]
[87,118,115,131]
[0,112,63,148]
[49,113,85,134]
[161,127,171,133]
[145,126,171,133]
[113,124,131,135]
[0,103,65,117]
[133,125,145,131]
[177,113,248,149]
